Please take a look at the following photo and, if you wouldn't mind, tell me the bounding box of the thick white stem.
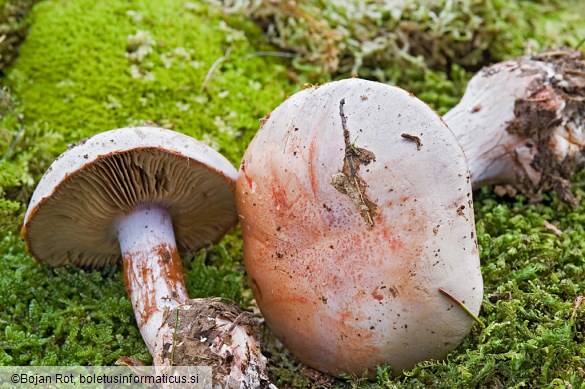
[118,205,189,355]
[445,51,585,204]
[444,61,540,188]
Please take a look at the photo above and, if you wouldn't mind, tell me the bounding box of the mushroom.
[235,78,483,376]
[444,49,585,204]
[22,126,273,387]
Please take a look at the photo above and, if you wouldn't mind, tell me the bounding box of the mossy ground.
[0,0,584,387]
[0,0,295,367]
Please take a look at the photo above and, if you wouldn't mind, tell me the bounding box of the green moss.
[6,0,293,164]
[219,0,585,77]
[217,0,585,115]
[0,232,149,365]
[0,0,296,366]
[1,0,584,387]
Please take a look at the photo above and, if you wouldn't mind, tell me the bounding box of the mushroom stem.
[443,73,531,189]
[118,205,188,355]
[445,50,585,204]
[116,205,273,386]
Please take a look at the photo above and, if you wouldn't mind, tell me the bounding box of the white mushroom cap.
[236,78,483,375]
[22,127,238,267]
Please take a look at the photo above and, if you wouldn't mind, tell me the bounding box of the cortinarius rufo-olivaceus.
[236,78,484,376]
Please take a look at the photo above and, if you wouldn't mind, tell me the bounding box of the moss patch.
[216,0,585,115]
[6,0,293,164]
[0,0,295,365]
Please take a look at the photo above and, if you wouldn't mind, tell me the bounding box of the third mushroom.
[444,49,585,204]
[236,78,484,376]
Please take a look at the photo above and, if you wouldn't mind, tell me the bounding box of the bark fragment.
[332,98,378,227]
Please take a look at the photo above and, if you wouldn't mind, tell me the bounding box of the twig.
[227,312,245,332]
[543,220,562,237]
[571,296,584,320]
[339,98,374,227]
[201,47,232,91]
[170,309,180,366]
[3,114,24,161]
[242,51,295,60]
[438,288,485,328]
[401,133,423,150]
[339,99,356,177]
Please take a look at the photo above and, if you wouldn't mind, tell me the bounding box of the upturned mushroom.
[235,78,483,376]
[444,49,585,204]
[22,126,272,387]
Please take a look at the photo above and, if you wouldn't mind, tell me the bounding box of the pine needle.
[439,288,485,329]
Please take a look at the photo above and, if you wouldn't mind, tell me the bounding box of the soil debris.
[506,50,585,206]
[159,298,273,388]
[401,133,423,150]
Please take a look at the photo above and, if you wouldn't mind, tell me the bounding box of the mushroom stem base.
[117,206,274,387]
[445,50,585,204]
[153,298,274,388]
[118,205,189,356]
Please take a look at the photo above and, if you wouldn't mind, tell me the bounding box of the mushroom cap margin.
[22,126,238,267]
